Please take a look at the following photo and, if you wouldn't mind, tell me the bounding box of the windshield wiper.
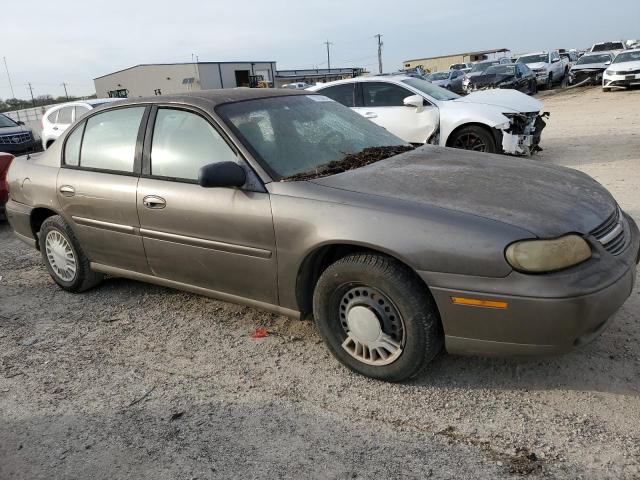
[283,145,415,182]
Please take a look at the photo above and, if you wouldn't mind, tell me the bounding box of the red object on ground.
[251,327,268,339]
[0,153,15,212]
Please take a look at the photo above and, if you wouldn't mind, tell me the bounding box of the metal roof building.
[403,48,511,73]
[93,61,277,98]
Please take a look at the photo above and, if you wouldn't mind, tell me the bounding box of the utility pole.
[61,82,69,100]
[27,82,36,107]
[374,34,383,74]
[3,56,20,121]
[324,40,333,71]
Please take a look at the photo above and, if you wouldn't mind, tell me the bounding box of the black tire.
[530,80,538,95]
[39,215,103,293]
[546,73,553,90]
[313,253,443,382]
[449,125,496,153]
[603,87,610,93]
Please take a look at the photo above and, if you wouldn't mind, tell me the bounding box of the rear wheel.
[603,87,610,92]
[449,125,496,153]
[39,215,103,292]
[313,253,443,382]
[546,73,553,90]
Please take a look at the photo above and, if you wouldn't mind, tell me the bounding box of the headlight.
[505,235,592,273]
[605,69,613,75]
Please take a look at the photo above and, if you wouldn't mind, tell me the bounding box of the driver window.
[361,82,413,107]
[150,108,237,180]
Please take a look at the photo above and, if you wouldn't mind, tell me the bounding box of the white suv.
[41,99,119,149]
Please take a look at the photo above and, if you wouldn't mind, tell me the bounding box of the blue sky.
[2,0,639,99]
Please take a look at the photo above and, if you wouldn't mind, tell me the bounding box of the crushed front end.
[499,112,549,156]
[569,68,605,86]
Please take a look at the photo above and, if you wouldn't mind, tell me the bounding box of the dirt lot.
[1,86,640,480]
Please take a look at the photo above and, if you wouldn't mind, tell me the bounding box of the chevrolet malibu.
[5,89,639,382]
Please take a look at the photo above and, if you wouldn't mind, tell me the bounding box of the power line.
[61,82,69,100]
[374,34,383,74]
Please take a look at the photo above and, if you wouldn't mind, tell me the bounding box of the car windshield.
[401,78,460,100]
[613,51,640,63]
[517,54,549,64]
[485,65,516,75]
[592,42,624,52]
[216,95,407,180]
[576,54,611,65]
[470,62,495,73]
[0,114,18,128]
[427,71,450,80]
[450,64,466,70]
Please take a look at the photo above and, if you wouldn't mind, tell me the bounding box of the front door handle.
[59,185,75,197]
[143,195,166,209]
[363,112,378,119]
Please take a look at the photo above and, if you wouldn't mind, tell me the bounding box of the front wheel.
[313,253,443,382]
[39,215,103,292]
[449,125,496,153]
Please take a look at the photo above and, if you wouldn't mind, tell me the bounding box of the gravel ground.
[1,86,640,479]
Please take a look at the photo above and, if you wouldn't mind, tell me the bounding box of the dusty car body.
[603,49,640,91]
[569,52,614,86]
[309,75,547,156]
[5,89,639,382]
[467,63,537,95]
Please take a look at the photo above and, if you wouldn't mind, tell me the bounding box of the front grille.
[0,132,32,145]
[590,208,627,255]
[616,68,640,75]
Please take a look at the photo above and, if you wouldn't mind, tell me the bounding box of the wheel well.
[295,244,434,319]
[30,207,57,249]
[45,140,54,149]
[445,122,501,150]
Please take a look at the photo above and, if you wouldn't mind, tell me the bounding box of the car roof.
[519,51,549,56]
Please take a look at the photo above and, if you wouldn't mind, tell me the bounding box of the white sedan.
[603,49,640,91]
[308,75,546,156]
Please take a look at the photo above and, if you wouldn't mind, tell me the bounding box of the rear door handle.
[363,112,378,119]
[59,185,75,197]
[143,195,166,209]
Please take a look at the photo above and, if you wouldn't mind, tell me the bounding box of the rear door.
[136,106,278,304]
[353,81,438,144]
[56,105,151,274]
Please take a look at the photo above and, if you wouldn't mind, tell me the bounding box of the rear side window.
[362,82,412,107]
[57,107,73,124]
[64,124,84,166]
[319,83,356,107]
[150,108,237,180]
[74,106,89,121]
[47,110,58,123]
[80,107,145,173]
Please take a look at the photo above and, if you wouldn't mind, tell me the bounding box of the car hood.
[572,62,608,71]
[452,89,542,113]
[0,125,30,135]
[524,62,548,70]
[430,79,450,85]
[310,145,615,238]
[469,73,515,86]
[608,60,640,73]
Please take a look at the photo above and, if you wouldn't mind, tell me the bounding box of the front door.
[353,81,439,144]
[136,106,278,304]
[56,106,151,274]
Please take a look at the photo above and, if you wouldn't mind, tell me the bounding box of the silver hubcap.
[339,287,404,366]
[45,230,77,282]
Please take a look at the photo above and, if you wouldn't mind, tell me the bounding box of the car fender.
[436,102,511,146]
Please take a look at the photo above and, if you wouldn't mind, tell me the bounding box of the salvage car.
[463,58,511,92]
[569,52,614,86]
[517,50,568,89]
[41,99,120,149]
[5,89,639,382]
[0,114,39,156]
[603,49,640,91]
[0,153,13,218]
[590,41,626,55]
[425,70,465,93]
[466,63,537,95]
[309,75,547,155]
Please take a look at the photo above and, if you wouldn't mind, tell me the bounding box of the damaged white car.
[308,75,547,156]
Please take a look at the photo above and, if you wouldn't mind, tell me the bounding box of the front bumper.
[534,70,549,85]
[603,71,640,89]
[569,69,604,85]
[419,212,640,357]
[500,112,548,156]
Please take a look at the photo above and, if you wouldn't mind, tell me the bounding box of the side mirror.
[198,161,246,188]
[605,61,611,65]
[552,57,560,63]
[403,95,425,108]
[16,120,24,125]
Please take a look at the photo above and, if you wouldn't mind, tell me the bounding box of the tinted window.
[57,107,73,124]
[74,106,89,121]
[319,83,356,107]
[64,124,84,166]
[362,82,413,107]
[151,109,237,180]
[80,107,145,172]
